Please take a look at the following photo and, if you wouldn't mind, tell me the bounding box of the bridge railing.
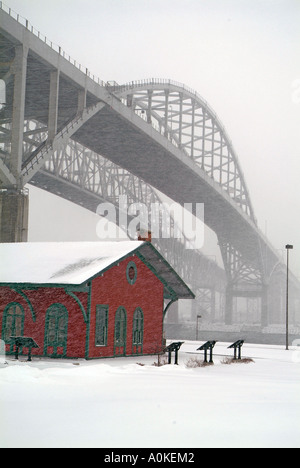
[0,1,106,86]
[108,78,219,123]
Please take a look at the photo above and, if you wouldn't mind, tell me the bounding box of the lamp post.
[196,315,202,341]
[285,244,294,350]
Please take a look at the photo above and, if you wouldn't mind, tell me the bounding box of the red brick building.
[0,241,194,359]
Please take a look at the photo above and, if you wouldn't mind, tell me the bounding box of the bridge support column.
[0,190,29,242]
[48,70,60,142]
[10,44,28,182]
[261,284,269,327]
[211,288,216,322]
[225,285,233,325]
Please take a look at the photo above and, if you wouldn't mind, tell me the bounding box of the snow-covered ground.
[0,341,299,448]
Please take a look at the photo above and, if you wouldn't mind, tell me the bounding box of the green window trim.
[12,288,36,322]
[44,303,68,358]
[132,307,144,355]
[95,305,109,347]
[1,302,25,354]
[114,306,127,356]
[126,261,138,285]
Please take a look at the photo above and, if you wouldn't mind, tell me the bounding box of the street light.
[285,244,294,350]
[196,314,202,341]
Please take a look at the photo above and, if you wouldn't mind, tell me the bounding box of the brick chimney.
[137,229,152,242]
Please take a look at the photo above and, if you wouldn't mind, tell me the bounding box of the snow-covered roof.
[0,241,194,299]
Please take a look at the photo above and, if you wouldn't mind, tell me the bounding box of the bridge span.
[0,4,299,330]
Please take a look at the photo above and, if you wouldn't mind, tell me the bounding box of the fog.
[5,0,300,276]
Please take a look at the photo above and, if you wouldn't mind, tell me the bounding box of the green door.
[44,304,68,358]
[114,307,127,356]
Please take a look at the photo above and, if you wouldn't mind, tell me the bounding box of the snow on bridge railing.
[0,1,106,87]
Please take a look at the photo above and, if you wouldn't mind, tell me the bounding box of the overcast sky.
[4,0,300,276]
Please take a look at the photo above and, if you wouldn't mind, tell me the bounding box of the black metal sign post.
[228,340,244,360]
[165,342,184,365]
[9,337,39,361]
[197,341,217,364]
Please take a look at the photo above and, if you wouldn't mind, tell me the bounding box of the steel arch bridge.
[111,79,255,220]
[0,4,299,328]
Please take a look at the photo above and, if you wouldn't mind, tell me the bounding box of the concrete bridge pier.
[225,283,270,327]
[0,190,29,242]
[225,285,233,325]
[261,285,269,327]
[0,40,29,243]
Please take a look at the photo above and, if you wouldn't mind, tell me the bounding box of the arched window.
[44,304,68,358]
[114,307,127,356]
[1,303,24,353]
[132,308,144,355]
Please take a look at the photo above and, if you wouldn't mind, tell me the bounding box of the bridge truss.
[0,4,299,330]
[110,80,266,299]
